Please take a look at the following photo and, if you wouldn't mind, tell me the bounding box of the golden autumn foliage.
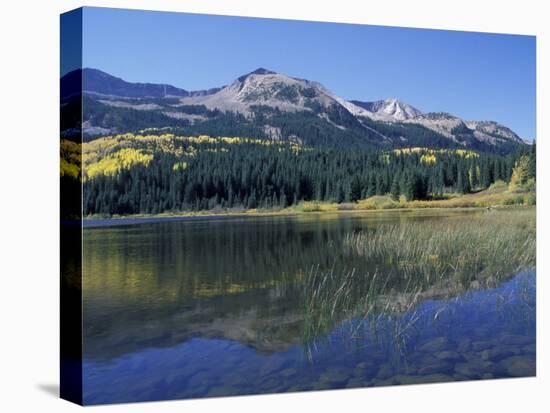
[60,139,81,179]
[509,155,535,192]
[172,162,188,171]
[391,147,479,164]
[61,158,80,179]
[85,148,153,179]
[82,132,304,180]
[420,153,437,164]
[83,133,302,157]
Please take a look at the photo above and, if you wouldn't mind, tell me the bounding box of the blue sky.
[77,7,536,140]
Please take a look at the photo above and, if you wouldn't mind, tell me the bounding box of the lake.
[81,208,536,404]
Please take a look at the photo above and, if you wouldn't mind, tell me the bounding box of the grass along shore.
[302,207,536,344]
[84,180,535,222]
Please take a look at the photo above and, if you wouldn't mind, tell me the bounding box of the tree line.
[82,140,535,216]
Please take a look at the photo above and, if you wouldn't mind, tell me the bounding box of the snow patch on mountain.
[351,98,422,121]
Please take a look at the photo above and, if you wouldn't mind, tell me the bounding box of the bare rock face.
[179,68,338,115]
[351,98,422,121]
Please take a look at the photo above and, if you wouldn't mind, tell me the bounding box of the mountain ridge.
[63,68,224,99]
[60,67,526,153]
[351,98,422,121]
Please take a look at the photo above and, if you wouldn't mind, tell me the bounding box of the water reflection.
[82,209,535,404]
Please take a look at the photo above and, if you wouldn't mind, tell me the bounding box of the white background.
[0,0,548,411]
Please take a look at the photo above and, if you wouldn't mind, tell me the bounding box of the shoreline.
[83,203,534,228]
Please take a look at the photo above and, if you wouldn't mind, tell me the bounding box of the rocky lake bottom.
[83,270,535,404]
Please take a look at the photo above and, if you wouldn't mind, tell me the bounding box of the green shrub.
[337,203,356,211]
[523,194,536,206]
[299,202,322,212]
[489,180,508,191]
[502,195,524,205]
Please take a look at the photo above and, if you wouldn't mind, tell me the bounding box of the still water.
[82,210,536,404]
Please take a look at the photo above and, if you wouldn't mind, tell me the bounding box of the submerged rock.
[259,376,289,392]
[471,341,493,352]
[318,367,352,385]
[418,373,455,383]
[435,351,463,362]
[279,368,298,378]
[372,377,400,387]
[392,373,454,385]
[392,375,423,385]
[346,377,369,388]
[481,347,517,361]
[354,361,377,378]
[313,381,338,390]
[187,371,218,390]
[287,384,310,392]
[259,357,288,376]
[355,361,375,371]
[376,363,395,380]
[418,337,449,353]
[457,338,472,353]
[472,327,490,337]
[498,334,533,346]
[206,385,241,397]
[454,360,495,378]
[500,356,536,377]
[452,373,470,381]
[418,360,453,376]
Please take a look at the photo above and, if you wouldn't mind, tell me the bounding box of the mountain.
[178,67,351,115]
[351,98,422,121]
[61,67,526,153]
[62,68,223,100]
[466,120,525,144]
[401,112,524,146]
[350,101,523,146]
[81,68,191,98]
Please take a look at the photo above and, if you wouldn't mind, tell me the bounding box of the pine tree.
[400,172,415,201]
[366,174,376,198]
[456,167,464,194]
[480,160,492,189]
[336,184,345,203]
[390,176,400,200]
[463,167,471,193]
[349,176,362,202]
[247,191,257,209]
[470,163,479,190]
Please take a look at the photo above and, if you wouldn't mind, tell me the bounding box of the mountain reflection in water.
[82,210,535,404]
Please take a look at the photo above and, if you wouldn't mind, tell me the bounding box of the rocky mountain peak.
[237,67,278,83]
[350,98,422,121]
